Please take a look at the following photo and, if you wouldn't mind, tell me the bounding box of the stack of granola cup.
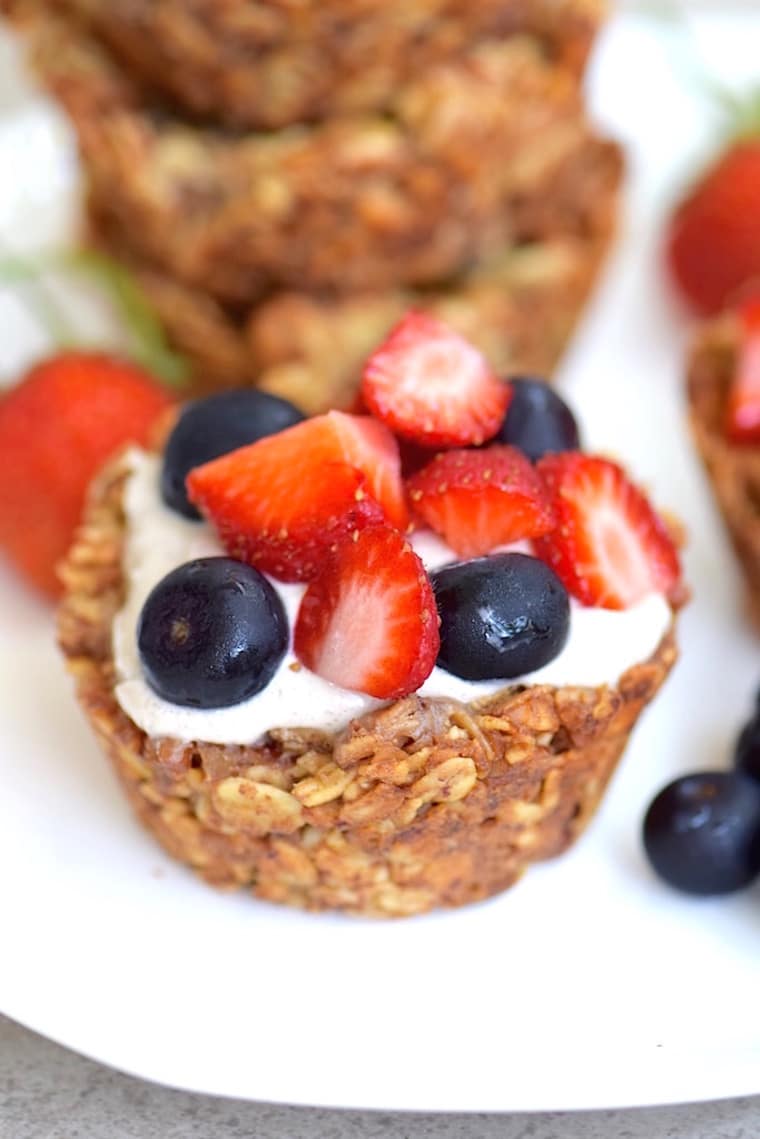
[4,0,622,411]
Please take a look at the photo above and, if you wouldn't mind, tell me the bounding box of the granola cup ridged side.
[4,0,622,414]
[89,228,617,413]
[57,456,678,918]
[57,0,605,130]
[687,313,760,630]
[7,1,619,300]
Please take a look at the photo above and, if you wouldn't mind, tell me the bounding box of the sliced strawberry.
[294,524,440,699]
[186,411,406,582]
[0,351,172,597]
[189,456,383,583]
[326,410,409,530]
[361,310,510,447]
[725,295,760,444]
[534,453,681,610]
[406,446,556,558]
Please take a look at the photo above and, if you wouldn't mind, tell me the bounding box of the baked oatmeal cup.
[92,227,619,411]
[58,317,684,917]
[6,0,620,301]
[58,0,605,129]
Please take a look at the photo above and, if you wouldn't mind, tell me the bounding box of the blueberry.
[162,390,304,519]
[642,771,760,896]
[430,552,570,681]
[494,377,580,462]
[735,713,760,784]
[137,557,288,708]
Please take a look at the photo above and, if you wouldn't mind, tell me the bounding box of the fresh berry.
[187,411,408,581]
[724,295,760,444]
[643,771,760,896]
[361,311,510,447]
[294,525,439,699]
[431,552,570,681]
[666,140,760,316]
[192,461,383,583]
[406,446,556,558]
[494,377,580,462]
[534,453,681,609]
[0,351,171,596]
[162,390,304,518]
[734,710,760,784]
[137,557,288,708]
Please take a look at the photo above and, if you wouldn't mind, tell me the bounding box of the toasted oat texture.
[687,313,760,629]
[8,2,620,301]
[58,0,604,129]
[57,457,677,917]
[92,230,615,412]
[245,232,617,415]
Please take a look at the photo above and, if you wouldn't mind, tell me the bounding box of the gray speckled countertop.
[2,1015,759,1139]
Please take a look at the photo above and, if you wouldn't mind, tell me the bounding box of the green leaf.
[725,87,760,143]
[55,249,191,388]
[0,246,191,389]
[0,251,79,345]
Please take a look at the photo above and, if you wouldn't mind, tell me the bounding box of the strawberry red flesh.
[725,295,760,444]
[667,141,760,317]
[0,351,172,597]
[186,411,406,582]
[534,453,680,610]
[361,310,510,447]
[294,524,440,699]
[406,446,556,558]
[326,410,409,530]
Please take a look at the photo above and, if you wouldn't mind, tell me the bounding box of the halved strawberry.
[406,446,556,558]
[361,311,510,447]
[725,295,760,444]
[294,524,440,699]
[0,351,172,597]
[186,411,406,582]
[534,453,681,609]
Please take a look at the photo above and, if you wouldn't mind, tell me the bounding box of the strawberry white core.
[310,574,392,691]
[584,500,658,606]
[378,337,488,437]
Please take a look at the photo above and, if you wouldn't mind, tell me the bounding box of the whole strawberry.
[0,352,172,597]
[667,140,760,316]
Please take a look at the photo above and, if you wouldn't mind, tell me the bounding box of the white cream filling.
[112,449,673,745]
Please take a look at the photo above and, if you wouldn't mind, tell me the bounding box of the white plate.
[1,9,759,1113]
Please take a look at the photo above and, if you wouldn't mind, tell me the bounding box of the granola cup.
[8,1,619,301]
[687,312,760,629]
[58,0,604,129]
[93,228,618,413]
[4,0,621,414]
[57,456,678,918]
